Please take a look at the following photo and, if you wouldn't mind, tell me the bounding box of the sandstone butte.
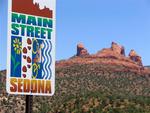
[56,42,150,74]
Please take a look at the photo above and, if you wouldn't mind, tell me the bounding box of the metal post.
[25,95,33,113]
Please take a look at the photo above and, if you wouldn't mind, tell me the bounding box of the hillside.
[0,42,150,113]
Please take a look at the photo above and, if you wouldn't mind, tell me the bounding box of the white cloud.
[33,0,55,10]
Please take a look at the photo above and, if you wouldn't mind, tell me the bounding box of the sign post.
[7,0,56,110]
[25,95,33,113]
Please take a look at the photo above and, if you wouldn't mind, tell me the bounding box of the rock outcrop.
[76,43,89,56]
[111,42,125,56]
[65,42,146,72]
[129,50,143,66]
[96,42,125,59]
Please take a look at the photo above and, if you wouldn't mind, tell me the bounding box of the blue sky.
[0,0,150,70]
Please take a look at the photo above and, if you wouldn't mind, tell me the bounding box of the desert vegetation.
[0,63,150,113]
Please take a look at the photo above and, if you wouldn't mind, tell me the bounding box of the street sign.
[7,0,55,96]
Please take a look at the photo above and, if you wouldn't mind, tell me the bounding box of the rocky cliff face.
[111,42,125,56]
[96,42,125,58]
[59,42,148,74]
[129,50,143,66]
[76,43,89,56]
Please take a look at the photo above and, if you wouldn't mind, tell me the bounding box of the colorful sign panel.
[7,0,55,96]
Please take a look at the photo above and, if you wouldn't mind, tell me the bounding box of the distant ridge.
[57,42,150,74]
[12,0,53,18]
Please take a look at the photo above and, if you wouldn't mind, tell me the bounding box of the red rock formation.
[129,50,143,66]
[96,42,125,59]
[57,42,148,73]
[76,43,89,56]
[12,0,53,18]
[111,42,125,56]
